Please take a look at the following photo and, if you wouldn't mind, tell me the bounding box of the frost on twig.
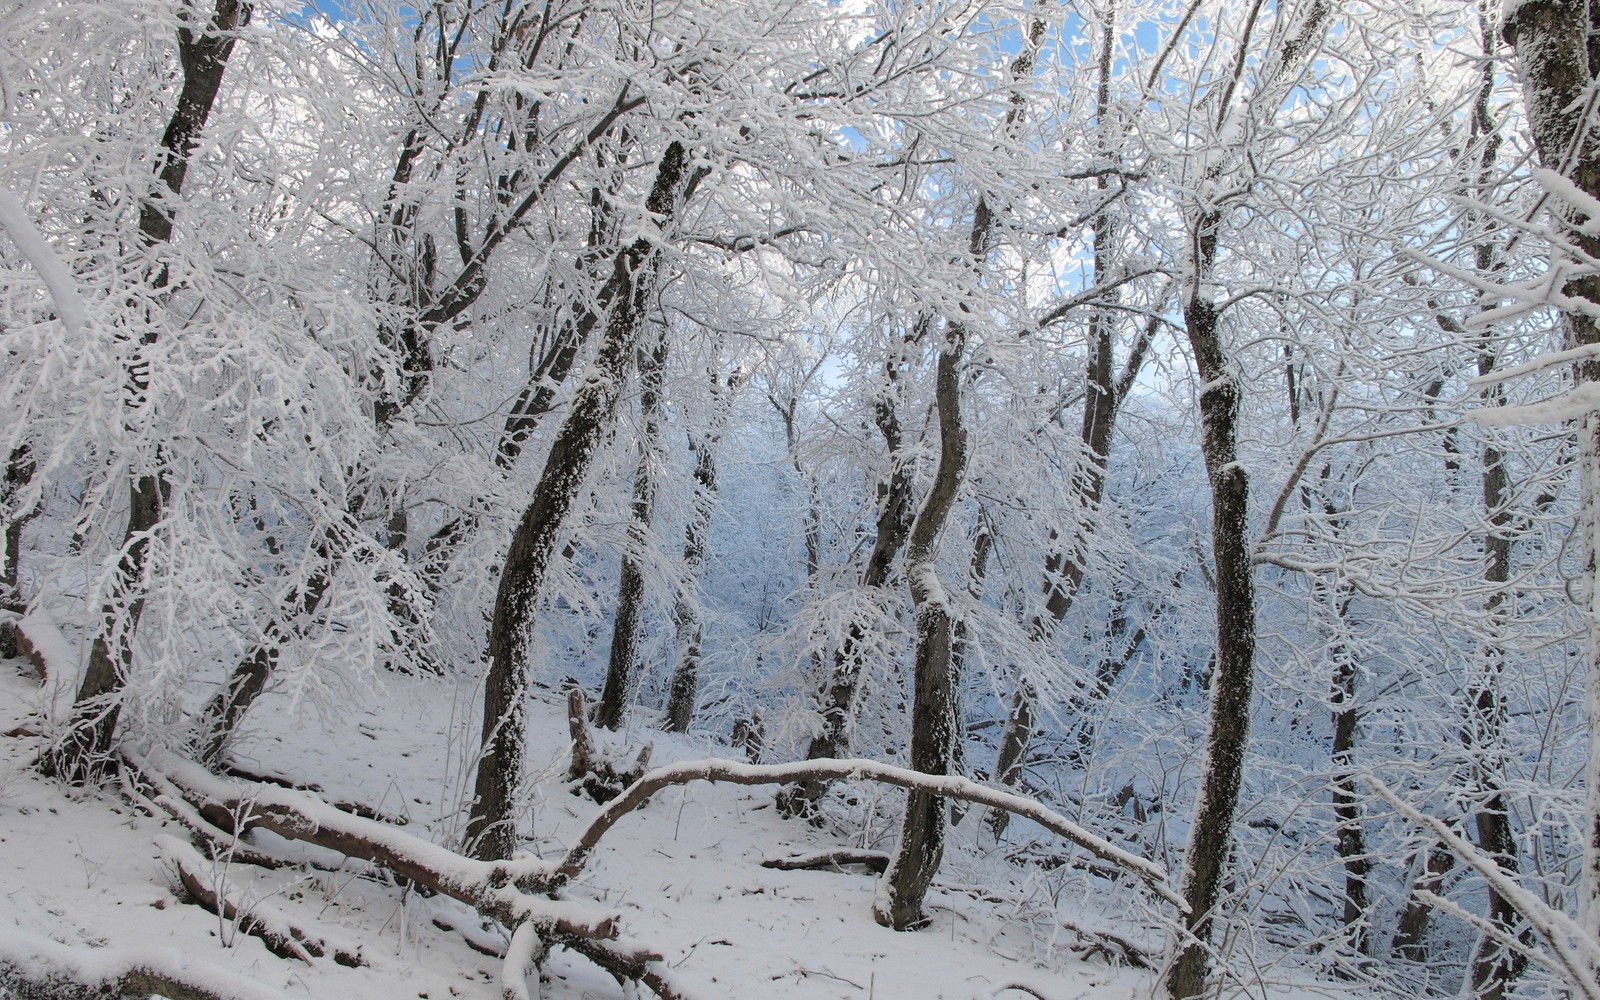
[1368,776,1600,1000]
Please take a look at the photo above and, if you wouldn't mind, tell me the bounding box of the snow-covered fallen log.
[129,749,618,940]
[155,835,363,967]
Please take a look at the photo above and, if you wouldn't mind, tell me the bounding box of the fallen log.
[156,835,363,967]
[762,848,890,874]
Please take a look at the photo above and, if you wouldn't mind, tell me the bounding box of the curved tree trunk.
[465,142,690,861]
[874,303,972,929]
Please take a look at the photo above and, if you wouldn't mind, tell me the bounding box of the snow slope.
[0,655,1201,1000]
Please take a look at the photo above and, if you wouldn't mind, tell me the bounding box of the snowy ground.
[1,652,1193,1000]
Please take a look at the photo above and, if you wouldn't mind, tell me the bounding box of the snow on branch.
[0,187,87,336]
[129,749,614,941]
[552,757,1185,910]
[1366,776,1600,1000]
[0,925,286,1000]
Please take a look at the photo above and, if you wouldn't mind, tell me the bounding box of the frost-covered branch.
[1367,777,1600,1000]
[552,757,1185,910]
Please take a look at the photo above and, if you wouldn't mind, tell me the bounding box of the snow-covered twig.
[1366,776,1600,1000]
[0,187,87,336]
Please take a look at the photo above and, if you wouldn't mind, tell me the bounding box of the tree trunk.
[663,365,740,733]
[1166,290,1258,999]
[465,142,690,861]
[987,8,1150,835]
[595,326,668,731]
[43,0,249,783]
[874,305,971,929]
[1466,355,1533,997]
[1502,0,1600,951]
[1327,592,1369,954]
[777,347,917,818]
[0,446,35,660]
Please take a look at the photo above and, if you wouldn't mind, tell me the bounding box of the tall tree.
[45,0,251,782]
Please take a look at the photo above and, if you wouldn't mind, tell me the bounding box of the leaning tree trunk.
[595,326,668,731]
[776,347,917,818]
[465,142,690,861]
[44,0,250,783]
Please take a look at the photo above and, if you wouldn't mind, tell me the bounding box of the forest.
[2,0,1600,997]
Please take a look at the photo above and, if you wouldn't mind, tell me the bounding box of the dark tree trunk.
[987,8,1152,835]
[1328,596,1369,953]
[1,446,35,660]
[1166,288,1257,1000]
[1466,350,1532,998]
[44,0,249,783]
[595,327,668,731]
[465,142,689,861]
[1502,0,1600,953]
[663,365,739,733]
[875,301,972,929]
[777,348,917,818]
[1165,4,1331,990]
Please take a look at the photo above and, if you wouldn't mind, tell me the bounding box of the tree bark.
[44,0,249,783]
[988,6,1151,834]
[596,326,668,730]
[664,365,740,733]
[465,142,690,861]
[1165,4,1330,991]
[0,445,35,659]
[1502,0,1600,953]
[777,343,917,818]
[874,305,971,929]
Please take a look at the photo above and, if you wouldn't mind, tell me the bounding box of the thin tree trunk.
[465,142,690,861]
[1165,5,1330,991]
[595,326,668,730]
[1466,348,1533,997]
[1327,589,1369,954]
[43,0,249,783]
[663,365,740,733]
[875,285,974,931]
[987,7,1153,835]
[777,347,917,818]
